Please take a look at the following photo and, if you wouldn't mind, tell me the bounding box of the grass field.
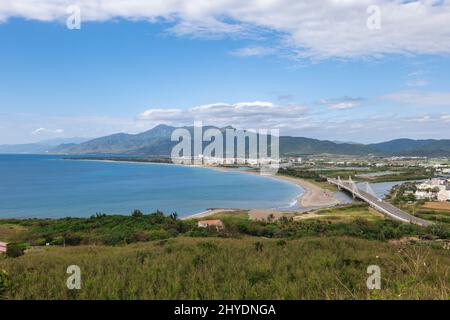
[1,236,449,300]
[299,203,385,222]
[423,202,450,211]
[0,224,28,242]
[0,205,448,300]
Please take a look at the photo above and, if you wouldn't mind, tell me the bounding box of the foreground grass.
[0,236,448,300]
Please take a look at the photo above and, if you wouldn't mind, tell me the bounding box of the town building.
[414,190,434,200]
[197,220,224,230]
[437,190,450,202]
[415,178,450,201]
[0,241,7,254]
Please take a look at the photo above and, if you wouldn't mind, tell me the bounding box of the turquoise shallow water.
[0,154,303,218]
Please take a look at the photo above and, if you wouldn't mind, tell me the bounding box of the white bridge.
[328,177,433,227]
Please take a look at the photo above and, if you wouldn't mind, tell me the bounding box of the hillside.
[1,236,448,299]
[368,139,450,157]
[1,206,448,299]
[31,125,450,157]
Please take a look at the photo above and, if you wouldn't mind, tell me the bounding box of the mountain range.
[0,137,91,154]
[2,125,450,157]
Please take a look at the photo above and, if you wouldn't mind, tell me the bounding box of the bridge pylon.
[364,182,376,197]
[346,176,360,199]
[351,182,358,199]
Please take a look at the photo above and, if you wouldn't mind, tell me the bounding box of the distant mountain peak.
[151,124,176,130]
[44,124,450,157]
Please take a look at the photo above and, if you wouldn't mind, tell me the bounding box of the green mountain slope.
[49,125,450,157]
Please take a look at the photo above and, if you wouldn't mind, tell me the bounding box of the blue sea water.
[0,154,303,218]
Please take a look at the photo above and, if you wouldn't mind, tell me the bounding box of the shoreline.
[181,169,343,220]
[215,167,342,208]
[62,157,342,220]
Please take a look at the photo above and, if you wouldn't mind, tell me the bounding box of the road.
[328,178,433,227]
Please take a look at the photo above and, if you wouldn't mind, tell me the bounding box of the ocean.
[0,154,303,218]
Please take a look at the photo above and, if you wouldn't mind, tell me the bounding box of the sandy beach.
[231,168,342,210]
[181,209,236,220]
[274,175,341,209]
[183,170,342,220]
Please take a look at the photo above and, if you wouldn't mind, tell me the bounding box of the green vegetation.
[0,210,192,246]
[386,182,418,205]
[6,243,25,258]
[0,206,448,299]
[0,269,11,297]
[0,237,448,299]
[363,168,433,183]
[412,208,450,226]
[1,206,448,249]
[278,167,327,182]
[280,165,433,184]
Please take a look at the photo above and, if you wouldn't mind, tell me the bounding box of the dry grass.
[422,202,450,211]
[297,204,384,223]
[0,224,28,242]
[0,236,448,300]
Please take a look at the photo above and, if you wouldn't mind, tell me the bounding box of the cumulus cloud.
[1,0,450,59]
[383,91,450,106]
[137,101,307,128]
[230,46,276,57]
[319,97,363,110]
[31,127,64,135]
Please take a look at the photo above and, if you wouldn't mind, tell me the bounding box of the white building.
[198,220,224,230]
[416,178,448,191]
[414,190,434,200]
[437,190,450,202]
[0,241,7,254]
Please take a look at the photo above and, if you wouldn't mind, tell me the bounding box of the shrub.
[51,236,65,245]
[0,269,11,296]
[132,209,144,217]
[64,233,82,246]
[147,229,171,241]
[6,243,25,258]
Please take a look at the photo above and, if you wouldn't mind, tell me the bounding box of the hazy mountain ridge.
[0,137,91,154]
[4,125,450,156]
[47,126,450,157]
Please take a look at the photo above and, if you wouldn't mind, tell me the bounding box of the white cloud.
[407,79,428,87]
[31,127,64,135]
[383,91,450,107]
[1,0,450,59]
[319,97,363,110]
[138,101,307,128]
[406,113,450,123]
[230,46,276,57]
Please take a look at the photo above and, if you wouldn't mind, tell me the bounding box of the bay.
[0,154,303,218]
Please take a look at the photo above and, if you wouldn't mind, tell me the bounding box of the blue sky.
[1,0,450,144]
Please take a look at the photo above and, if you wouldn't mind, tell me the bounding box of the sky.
[0,0,450,144]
